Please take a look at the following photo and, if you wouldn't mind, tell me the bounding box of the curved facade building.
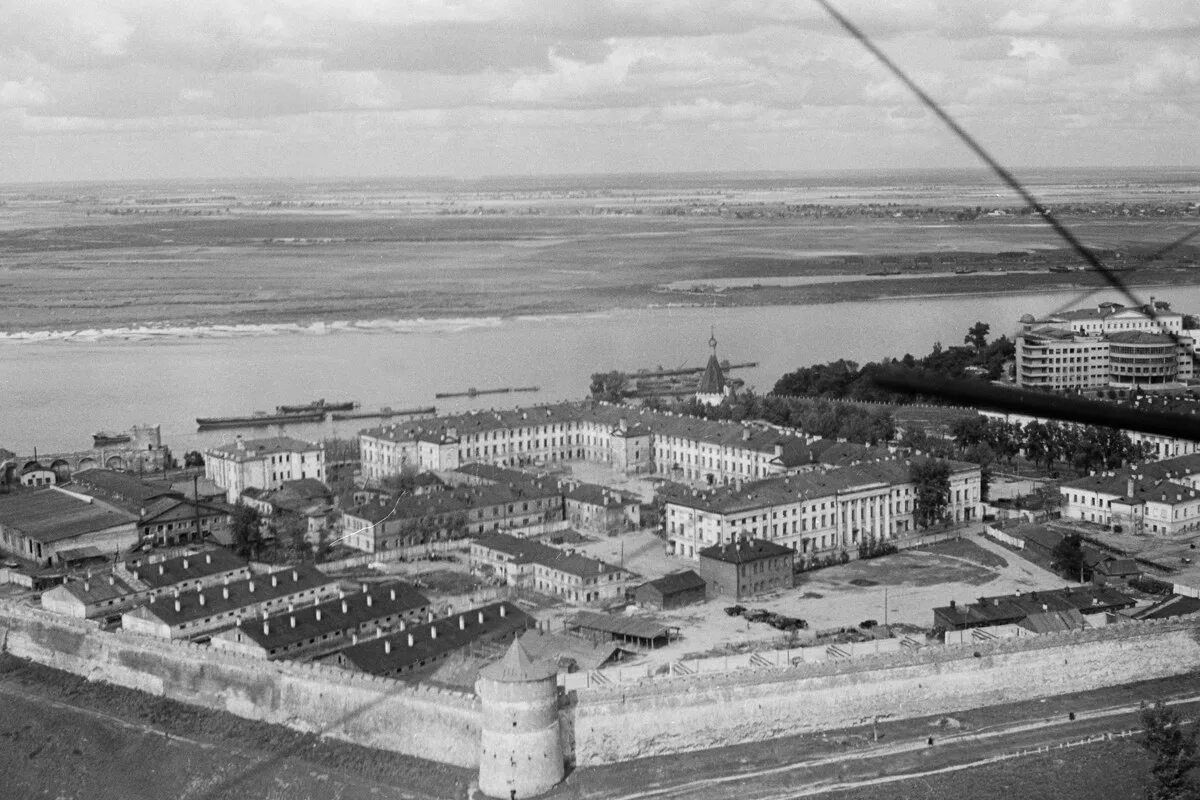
[1107,331,1178,385]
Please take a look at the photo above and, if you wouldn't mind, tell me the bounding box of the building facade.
[695,538,794,599]
[205,436,326,503]
[664,458,982,561]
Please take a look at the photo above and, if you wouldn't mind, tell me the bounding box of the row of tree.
[771,322,1016,402]
[946,415,1151,474]
[670,391,896,446]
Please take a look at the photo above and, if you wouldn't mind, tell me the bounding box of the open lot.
[569,532,1074,669]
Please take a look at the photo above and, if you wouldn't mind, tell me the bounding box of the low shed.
[634,570,706,610]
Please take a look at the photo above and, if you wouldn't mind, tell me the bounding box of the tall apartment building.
[663,458,981,561]
[205,436,325,503]
[1016,299,1197,390]
[360,402,836,489]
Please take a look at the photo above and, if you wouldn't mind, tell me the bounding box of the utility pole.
[193,474,202,545]
[884,587,888,628]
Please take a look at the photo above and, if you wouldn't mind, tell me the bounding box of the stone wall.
[0,603,481,767]
[567,618,1200,766]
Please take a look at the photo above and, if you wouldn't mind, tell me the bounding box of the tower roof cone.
[480,638,556,682]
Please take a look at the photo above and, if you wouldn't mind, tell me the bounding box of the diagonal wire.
[813,0,1179,331]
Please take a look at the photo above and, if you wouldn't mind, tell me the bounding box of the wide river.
[4,285,1196,454]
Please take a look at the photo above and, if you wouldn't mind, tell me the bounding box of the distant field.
[1,203,1196,332]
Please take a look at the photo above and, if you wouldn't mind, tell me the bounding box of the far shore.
[1,268,1190,341]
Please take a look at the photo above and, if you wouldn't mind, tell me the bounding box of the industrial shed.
[633,570,706,610]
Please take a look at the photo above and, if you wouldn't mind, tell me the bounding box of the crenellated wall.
[0,603,480,767]
[565,617,1200,765]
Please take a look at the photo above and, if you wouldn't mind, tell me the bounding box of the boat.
[435,386,534,399]
[953,267,977,275]
[275,399,357,413]
[330,406,437,421]
[1048,265,1071,273]
[196,410,326,430]
[92,431,131,447]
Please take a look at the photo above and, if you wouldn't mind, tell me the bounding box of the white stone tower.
[476,639,563,798]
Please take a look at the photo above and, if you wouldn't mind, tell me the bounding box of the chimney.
[263,621,270,635]
[351,633,358,645]
[366,595,373,607]
[182,558,189,570]
[431,625,438,639]
[1042,603,1048,611]
[83,580,90,592]
[223,587,229,600]
[315,609,323,621]
[205,553,212,564]
[361,583,369,593]
[291,569,298,581]
[248,580,255,593]
[390,588,396,601]
[458,615,465,630]
[385,640,392,654]
[108,575,114,586]
[477,611,484,624]
[742,428,751,441]
[271,574,278,587]
[174,599,181,612]
[159,564,165,576]
[399,620,406,631]
[949,600,956,608]
[407,633,414,647]
[1127,477,1135,497]
[290,616,296,628]
[198,593,206,607]
[341,600,348,614]
[499,605,507,617]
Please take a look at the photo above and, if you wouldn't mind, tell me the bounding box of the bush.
[1130,575,1173,595]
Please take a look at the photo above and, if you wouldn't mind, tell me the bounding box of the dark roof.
[567,611,674,641]
[1017,608,1087,634]
[125,565,335,627]
[699,538,794,564]
[933,585,1136,628]
[69,469,177,512]
[122,548,248,589]
[1095,557,1140,576]
[45,573,139,606]
[640,570,705,596]
[0,488,137,543]
[227,581,430,651]
[337,601,532,675]
[697,353,726,395]
[516,629,622,671]
[1107,330,1174,345]
[565,483,631,507]
[344,478,561,525]
[472,533,625,578]
[1132,594,1200,621]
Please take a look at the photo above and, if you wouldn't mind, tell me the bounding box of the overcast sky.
[2,0,1198,182]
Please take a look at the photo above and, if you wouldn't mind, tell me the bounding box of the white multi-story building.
[360,402,849,489]
[664,458,982,561]
[1059,453,1200,535]
[205,436,325,503]
[1016,299,1197,390]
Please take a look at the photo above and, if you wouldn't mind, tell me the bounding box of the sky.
[1,0,1198,182]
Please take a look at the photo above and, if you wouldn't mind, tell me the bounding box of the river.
[3,285,1195,454]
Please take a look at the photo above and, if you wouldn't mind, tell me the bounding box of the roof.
[121,547,248,590]
[1132,594,1200,621]
[933,585,1137,629]
[1107,330,1175,345]
[1017,608,1087,634]
[69,469,176,512]
[697,353,726,395]
[0,487,137,544]
[565,483,631,507]
[337,601,532,675]
[665,457,977,516]
[206,436,322,464]
[359,401,817,461]
[44,572,139,606]
[472,533,625,578]
[567,611,674,641]
[344,478,562,525]
[124,565,335,627]
[699,537,795,564]
[516,629,623,671]
[1095,557,1140,576]
[479,638,557,682]
[451,463,540,484]
[225,581,430,651]
[639,570,705,596]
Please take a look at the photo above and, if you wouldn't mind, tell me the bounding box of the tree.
[183,450,205,468]
[964,321,990,349]
[1051,532,1088,582]
[230,504,262,559]
[589,371,629,402]
[1139,701,1200,800]
[910,458,951,530]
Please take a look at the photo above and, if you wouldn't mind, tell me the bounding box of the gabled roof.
[122,547,248,589]
[125,565,334,627]
[699,538,794,564]
[207,436,321,463]
[516,629,622,671]
[640,570,705,596]
[0,488,138,543]
[338,601,532,675]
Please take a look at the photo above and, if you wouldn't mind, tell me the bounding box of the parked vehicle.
[744,608,772,623]
[769,615,807,631]
[724,605,747,617]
